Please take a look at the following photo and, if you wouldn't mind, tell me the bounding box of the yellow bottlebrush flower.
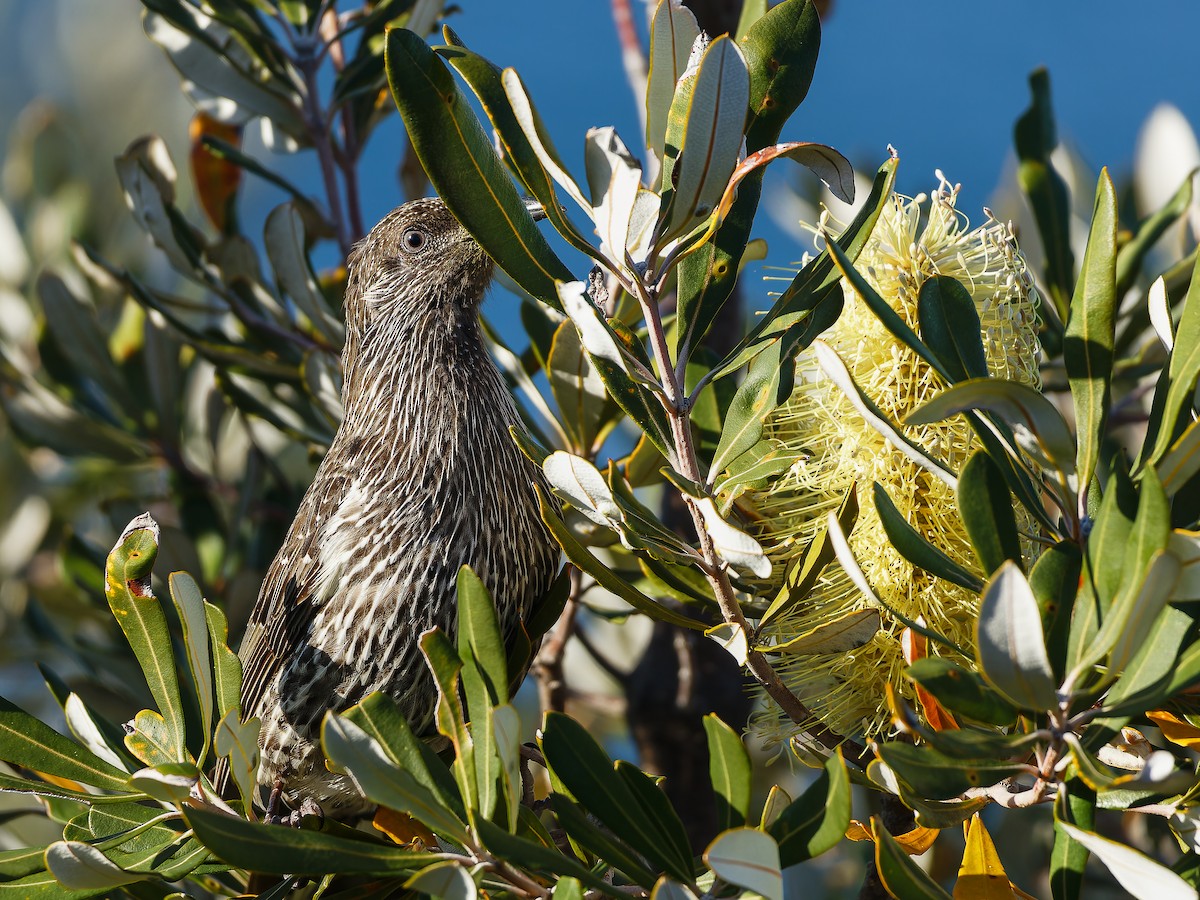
[746,174,1041,746]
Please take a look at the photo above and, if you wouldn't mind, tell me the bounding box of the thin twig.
[533,566,581,714]
[296,49,352,257]
[573,624,630,687]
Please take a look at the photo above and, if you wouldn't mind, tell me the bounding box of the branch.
[532,566,581,714]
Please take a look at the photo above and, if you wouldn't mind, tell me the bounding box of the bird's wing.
[237,466,350,722]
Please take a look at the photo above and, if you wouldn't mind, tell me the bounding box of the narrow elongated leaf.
[405,861,477,900]
[877,743,1029,801]
[646,0,701,157]
[1146,250,1200,466]
[917,275,989,382]
[385,29,572,307]
[204,601,242,727]
[1014,68,1073,324]
[184,805,442,876]
[213,709,259,808]
[1064,169,1117,497]
[957,451,1023,577]
[874,482,983,591]
[541,712,694,883]
[263,202,344,345]
[537,489,703,630]
[769,750,850,865]
[697,498,772,577]
[544,452,623,530]
[456,567,508,704]
[1058,822,1196,900]
[905,658,1017,727]
[322,716,470,843]
[1051,777,1096,900]
[1105,551,1181,675]
[975,561,1059,711]
[168,573,213,759]
[703,715,750,830]
[548,314,622,457]
[712,155,897,380]
[550,795,659,889]
[907,378,1076,481]
[438,31,606,269]
[709,337,794,481]
[104,515,186,762]
[0,695,131,793]
[815,341,959,489]
[739,0,820,149]
[770,609,880,655]
[658,37,749,243]
[1116,171,1195,297]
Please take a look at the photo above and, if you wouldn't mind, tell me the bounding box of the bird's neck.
[338,301,511,439]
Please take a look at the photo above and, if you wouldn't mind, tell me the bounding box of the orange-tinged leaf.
[903,625,959,731]
[845,820,873,842]
[189,112,242,232]
[1146,710,1200,750]
[845,818,939,855]
[373,807,438,848]
[954,814,1015,899]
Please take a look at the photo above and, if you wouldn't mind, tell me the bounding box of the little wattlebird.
[235,197,561,821]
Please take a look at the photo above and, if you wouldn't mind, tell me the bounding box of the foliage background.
[0,1,1199,897]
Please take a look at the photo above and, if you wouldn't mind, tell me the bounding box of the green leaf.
[36,273,131,409]
[1086,467,1138,607]
[321,716,470,844]
[437,32,607,268]
[470,820,628,897]
[1014,68,1074,325]
[615,761,693,873]
[1029,541,1082,682]
[1052,777,1096,900]
[975,561,1059,711]
[908,378,1077,483]
[1115,168,1195,297]
[769,750,850,865]
[547,320,622,456]
[457,567,508,706]
[703,828,783,900]
[703,715,750,831]
[184,805,441,876]
[204,601,242,729]
[0,695,131,793]
[1159,417,1200,496]
[405,861,478,900]
[104,515,186,762]
[263,202,345,346]
[550,795,659,889]
[342,693,463,819]
[115,135,204,274]
[419,630,476,816]
[917,275,989,382]
[957,451,1023,577]
[696,497,772,578]
[877,743,1029,801]
[874,482,982,591]
[656,37,750,245]
[645,0,700,157]
[1103,606,1192,715]
[905,658,1017,727]
[540,712,694,883]
[739,0,820,150]
[1064,168,1118,497]
[1058,822,1196,900]
[537,488,704,631]
[213,709,259,808]
[814,341,959,488]
[456,568,503,822]
[167,573,213,762]
[128,761,198,802]
[872,817,953,900]
[709,336,794,482]
[385,28,572,307]
[1145,249,1200,467]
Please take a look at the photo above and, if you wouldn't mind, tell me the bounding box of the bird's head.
[344,198,496,331]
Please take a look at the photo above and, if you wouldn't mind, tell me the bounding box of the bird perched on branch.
[236,197,561,820]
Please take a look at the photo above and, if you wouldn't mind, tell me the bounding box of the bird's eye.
[402,228,427,252]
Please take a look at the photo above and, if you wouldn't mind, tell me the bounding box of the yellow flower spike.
[744,175,1042,745]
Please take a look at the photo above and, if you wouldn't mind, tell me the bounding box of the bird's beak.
[523,198,548,222]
